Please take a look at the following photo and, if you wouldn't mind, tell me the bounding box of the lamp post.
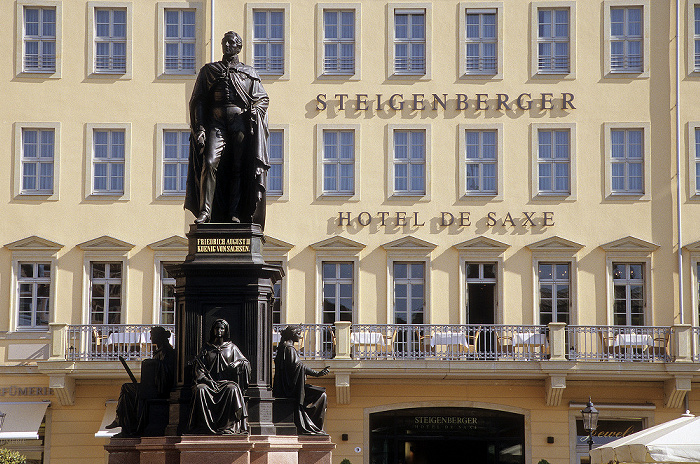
[0,409,5,431]
[581,398,599,452]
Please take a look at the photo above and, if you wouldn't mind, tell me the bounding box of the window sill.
[17,70,60,79]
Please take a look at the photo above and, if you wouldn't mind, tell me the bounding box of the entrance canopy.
[0,401,50,440]
[590,414,700,463]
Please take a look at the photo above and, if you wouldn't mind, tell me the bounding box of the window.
[21,128,54,195]
[604,1,649,76]
[252,9,284,75]
[692,124,700,196]
[160,263,175,325]
[268,129,284,196]
[693,5,700,72]
[323,10,355,74]
[268,260,283,324]
[605,123,650,199]
[611,128,643,194]
[17,262,51,329]
[322,262,354,324]
[393,129,426,195]
[538,263,570,325]
[393,262,425,324]
[464,130,497,195]
[393,10,425,75]
[94,8,127,74]
[22,6,56,72]
[537,129,570,194]
[92,129,125,195]
[323,130,355,195]
[464,10,497,75]
[465,262,496,325]
[90,262,122,325]
[162,129,188,194]
[537,8,569,73]
[164,8,196,74]
[612,263,644,326]
[696,127,700,195]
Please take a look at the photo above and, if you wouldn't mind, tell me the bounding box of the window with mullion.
[323,10,355,74]
[268,261,283,324]
[162,130,188,194]
[465,11,497,75]
[465,130,497,194]
[538,129,570,194]
[695,6,700,72]
[612,263,644,326]
[90,262,122,325]
[160,263,175,324]
[393,262,425,324]
[95,8,127,73]
[253,10,284,75]
[22,128,54,194]
[537,8,569,73]
[323,130,354,194]
[164,9,196,74]
[17,262,51,329]
[268,130,284,196]
[610,6,642,72]
[93,129,125,194]
[538,263,570,325]
[393,130,425,195]
[610,128,643,194]
[322,262,353,324]
[23,7,56,72]
[394,11,425,75]
[695,128,700,194]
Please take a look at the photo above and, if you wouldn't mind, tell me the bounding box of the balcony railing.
[566,325,671,362]
[66,324,175,361]
[273,323,334,359]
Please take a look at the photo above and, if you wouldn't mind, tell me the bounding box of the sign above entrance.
[337,211,555,229]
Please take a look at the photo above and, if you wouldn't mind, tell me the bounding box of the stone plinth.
[105,435,334,464]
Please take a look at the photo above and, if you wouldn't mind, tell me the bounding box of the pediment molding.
[263,235,295,252]
[453,236,510,253]
[381,236,437,251]
[4,236,63,252]
[78,236,134,252]
[148,235,188,251]
[310,236,365,253]
[526,236,584,254]
[683,239,700,252]
[599,236,659,254]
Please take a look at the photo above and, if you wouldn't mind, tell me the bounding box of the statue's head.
[221,31,242,56]
[280,325,302,343]
[150,326,172,348]
[210,318,230,342]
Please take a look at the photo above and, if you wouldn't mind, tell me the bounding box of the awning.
[95,400,120,438]
[0,401,50,440]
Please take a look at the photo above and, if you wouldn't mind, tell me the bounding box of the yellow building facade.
[2,0,700,463]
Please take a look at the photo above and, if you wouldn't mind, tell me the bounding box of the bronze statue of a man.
[185,31,269,227]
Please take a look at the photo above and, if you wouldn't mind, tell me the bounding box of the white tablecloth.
[106,332,145,345]
[351,332,384,345]
[513,332,548,346]
[430,332,468,347]
[613,333,652,348]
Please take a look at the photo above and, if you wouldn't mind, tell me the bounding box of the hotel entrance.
[369,407,524,464]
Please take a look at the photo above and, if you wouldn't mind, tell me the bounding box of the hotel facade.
[2,0,700,462]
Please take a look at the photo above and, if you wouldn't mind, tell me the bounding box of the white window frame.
[531,122,576,200]
[388,4,431,79]
[267,259,285,325]
[604,122,651,200]
[156,123,189,199]
[459,2,502,80]
[688,122,700,199]
[148,236,187,325]
[689,248,700,329]
[6,238,62,333]
[14,122,60,200]
[87,2,132,79]
[687,3,700,75]
[610,261,646,326]
[313,248,361,325]
[88,261,125,325]
[535,261,573,326]
[387,124,431,200]
[602,242,654,327]
[246,3,291,80]
[85,123,131,199]
[316,3,361,79]
[321,261,355,324]
[267,124,289,201]
[455,239,507,325]
[16,0,62,77]
[463,8,498,76]
[316,124,360,200]
[530,2,576,79]
[458,123,503,200]
[157,2,203,78]
[79,237,133,326]
[262,236,294,325]
[603,0,649,78]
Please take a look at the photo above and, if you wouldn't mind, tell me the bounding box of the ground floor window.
[370,407,524,464]
[574,418,644,464]
[0,414,46,464]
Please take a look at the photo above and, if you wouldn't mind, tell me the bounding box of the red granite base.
[105,435,334,464]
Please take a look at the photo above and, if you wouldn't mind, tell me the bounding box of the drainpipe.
[210,0,215,62]
[676,0,684,324]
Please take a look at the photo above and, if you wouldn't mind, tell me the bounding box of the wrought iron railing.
[66,324,175,361]
[272,323,334,359]
[566,325,671,362]
[693,326,700,362]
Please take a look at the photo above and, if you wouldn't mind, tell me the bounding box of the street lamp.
[581,398,599,451]
[0,409,6,431]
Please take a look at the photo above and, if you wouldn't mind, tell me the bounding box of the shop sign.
[0,386,53,397]
[337,211,555,228]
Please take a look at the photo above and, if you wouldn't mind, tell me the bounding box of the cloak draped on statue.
[184,59,269,228]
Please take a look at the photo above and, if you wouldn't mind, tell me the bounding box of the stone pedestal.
[105,435,335,464]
